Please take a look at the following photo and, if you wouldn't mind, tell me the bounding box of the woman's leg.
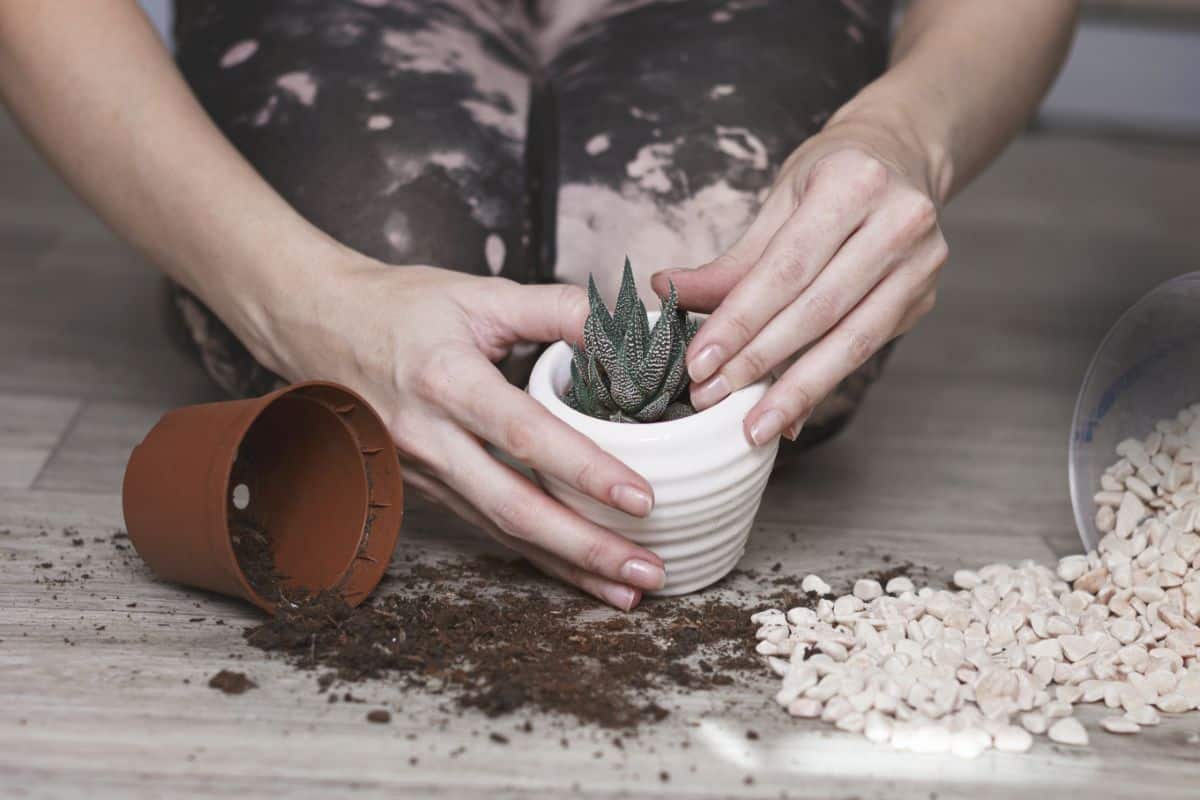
[170,0,536,396]
[546,0,896,446]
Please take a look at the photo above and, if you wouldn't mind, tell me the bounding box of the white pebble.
[1057,555,1089,582]
[1116,493,1147,538]
[1047,717,1089,746]
[993,725,1034,752]
[854,579,883,602]
[833,595,864,619]
[949,727,991,759]
[863,710,892,743]
[1020,712,1048,734]
[953,570,981,590]
[1125,706,1160,726]
[801,574,831,595]
[1101,716,1140,734]
[906,724,952,754]
[1060,635,1097,663]
[1154,693,1191,713]
[750,608,785,626]
[787,698,823,718]
[885,576,914,595]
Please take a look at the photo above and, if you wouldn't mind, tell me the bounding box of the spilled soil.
[208,669,256,695]
[240,556,774,729]
[225,524,931,731]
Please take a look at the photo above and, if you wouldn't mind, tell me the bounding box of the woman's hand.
[651,122,949,446]
[254,257,666,610]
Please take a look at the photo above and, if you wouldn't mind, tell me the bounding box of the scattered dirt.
[208,669,256,695]
[238,556,797,730]
[858,561,927,587]
[366,709,391,724]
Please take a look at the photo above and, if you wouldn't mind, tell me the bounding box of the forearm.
[828,0,1078,204]
[0,0,344,369]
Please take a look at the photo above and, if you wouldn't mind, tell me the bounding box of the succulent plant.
[563,258,700,423]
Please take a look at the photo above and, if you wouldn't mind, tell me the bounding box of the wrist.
[823,85,954,205]
[206,230,365,380]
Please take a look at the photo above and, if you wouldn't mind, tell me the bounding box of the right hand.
[250,254,665,610]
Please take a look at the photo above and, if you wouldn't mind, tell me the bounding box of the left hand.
[650,123,949,446]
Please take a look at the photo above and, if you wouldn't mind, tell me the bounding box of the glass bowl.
[1069,272,1200,551]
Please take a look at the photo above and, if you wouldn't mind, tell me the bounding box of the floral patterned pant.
[172,0,895,445]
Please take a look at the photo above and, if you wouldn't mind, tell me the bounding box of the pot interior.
[227,394,369,597]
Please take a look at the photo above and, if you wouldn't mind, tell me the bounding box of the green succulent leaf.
[607,355,646,413]
[587,274,618,342]
[562,259,697,424]
[623,298,649,365]
[633,388,674,422]
[662,401,696,421]
[636,283,678,394]
[613,257,638,330]
[584,310,620,377]
[562,386,580,411]
[568,352,599,416]
[662,334,689,402]
[586,351,615,412]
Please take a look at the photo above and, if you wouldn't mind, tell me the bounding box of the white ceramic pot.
[527,313,780,596]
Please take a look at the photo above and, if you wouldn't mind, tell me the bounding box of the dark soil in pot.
[229,518,289,604]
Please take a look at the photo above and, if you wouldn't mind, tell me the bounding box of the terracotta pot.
[122,381,403,613]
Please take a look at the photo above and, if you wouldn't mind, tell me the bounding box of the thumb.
[650,253,749,314]
[486,281,589,345]
[650,188,790,312]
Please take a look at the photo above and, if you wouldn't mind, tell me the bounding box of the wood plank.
[34,400,172,495]
[0,229,224,405]
[0,393,80,489]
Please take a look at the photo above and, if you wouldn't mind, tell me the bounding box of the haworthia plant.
[563,258,700,423]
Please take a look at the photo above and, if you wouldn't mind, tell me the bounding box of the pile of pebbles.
[751,402,1200,756]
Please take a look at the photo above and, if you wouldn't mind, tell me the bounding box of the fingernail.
[611,484,653,516]
[621,558,666,591]
[784,413,810,442]
[749,409,786,446]
[688,344,725,383]
[602,584,638,611]
[690,373,730,410]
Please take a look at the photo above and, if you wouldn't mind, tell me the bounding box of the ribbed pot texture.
[527,317,779,595]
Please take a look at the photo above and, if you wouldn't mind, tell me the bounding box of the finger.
[407,467,642,610]
[684,160,884,385]
[743,264,939,446]
[492,530,644,612]
[648,189,793,308]
[483,280,589,346]
[440,427,668,593]
[430,353,656,518]
[896,286,937,335]
[691,210,940,410]
[404,467,495,531]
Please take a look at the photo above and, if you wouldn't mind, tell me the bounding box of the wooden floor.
[3,105,1200,799]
